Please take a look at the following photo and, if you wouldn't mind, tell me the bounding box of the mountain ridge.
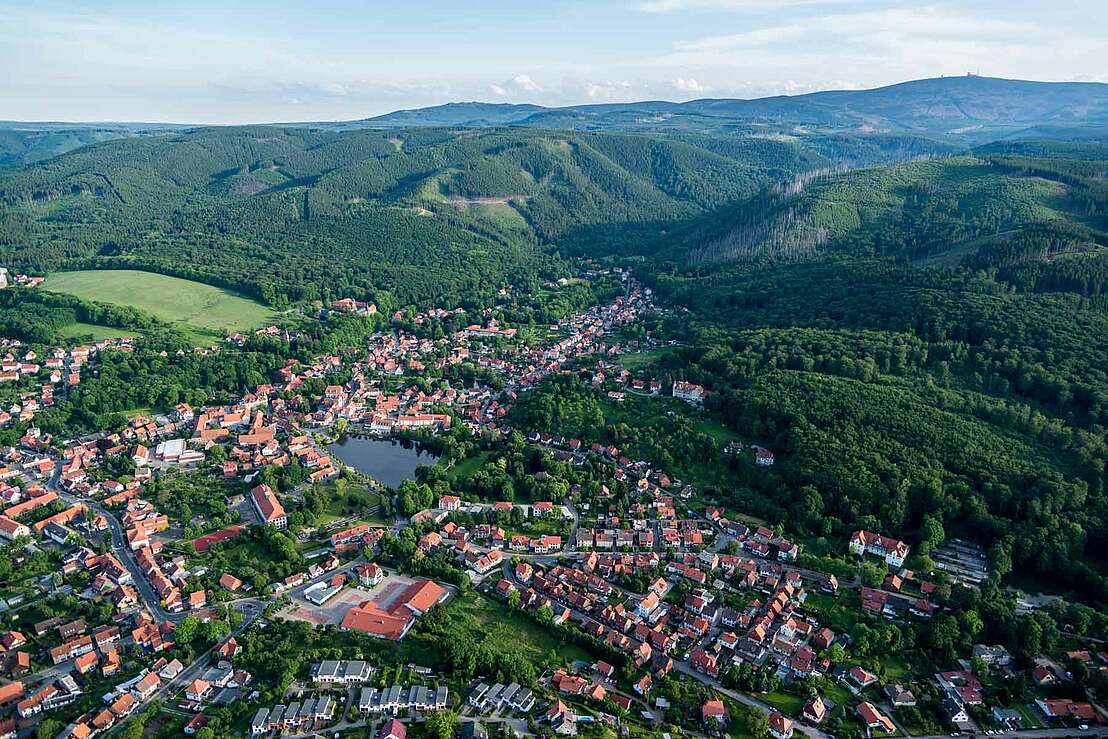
[347,76,1108,139]
[5,75,1106,132]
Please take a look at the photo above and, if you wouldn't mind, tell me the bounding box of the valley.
[0,74,1107,739]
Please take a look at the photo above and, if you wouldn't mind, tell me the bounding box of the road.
[672,660,830,739]
[105,599,265,737]
[51,476,187,623]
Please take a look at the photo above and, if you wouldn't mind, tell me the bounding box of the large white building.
[672,381,707,406]
[849,530,910,567]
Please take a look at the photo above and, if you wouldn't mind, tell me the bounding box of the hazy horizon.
[0,73,1101,128]
[4,0,1107,125]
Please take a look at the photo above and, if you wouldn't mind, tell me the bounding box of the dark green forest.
[0,125,836,307]
[570,137,1108,605]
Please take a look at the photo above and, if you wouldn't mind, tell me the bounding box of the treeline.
[0,286,168,343]
[962,221,1098,271]
[998,250,1108,297]
[649,259,1108,427]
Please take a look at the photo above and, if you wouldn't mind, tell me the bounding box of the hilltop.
[349,76,1108,141]
[4,76,1107,168]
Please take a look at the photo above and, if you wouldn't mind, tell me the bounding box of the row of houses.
[248,695,336,736]
[467,681,536,713]
[357,685,449,715]
[311,660,373,685]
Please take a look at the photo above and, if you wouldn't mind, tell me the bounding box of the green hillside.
[649,156,1094,266]
[0,126,826,306]
[621,138,1108,605]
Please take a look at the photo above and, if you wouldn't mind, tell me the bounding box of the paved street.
[52,476,187,623]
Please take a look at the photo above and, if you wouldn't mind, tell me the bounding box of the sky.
[3,0,1106,124]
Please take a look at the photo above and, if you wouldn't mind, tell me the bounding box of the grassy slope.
[660,157,1074,266]
[55,321,141,341]
[43,269,278,343]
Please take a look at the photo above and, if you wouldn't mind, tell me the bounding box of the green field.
[309,479,388,526]
[43,269,279,344]
[55,321,140,341]
[441,451,492,481]
[619,348,672,370]
[450,591,594,665]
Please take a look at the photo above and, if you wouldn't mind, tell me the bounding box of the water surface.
[327,436,440,488]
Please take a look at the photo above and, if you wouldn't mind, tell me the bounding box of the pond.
[326,436,441,488]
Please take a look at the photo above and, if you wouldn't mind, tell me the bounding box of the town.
[0,268,1105,739]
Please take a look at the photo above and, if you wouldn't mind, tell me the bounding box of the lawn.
[760,691,805,716]
[451,591,594,665]
[801,591,865,634]
[696,418,743,443]
[619,348,672,370]
[311,479,386,525]
[43,269,280,344]
[55,321,140,341]
[441,451,492,481]
[503,517,571,540]
[821,680,854,711]
[880,656,912,682]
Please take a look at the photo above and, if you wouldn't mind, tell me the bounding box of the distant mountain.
[349,102,547,128]
[0,122,192,167]
[350,76,1108,142]
[7,77,1106,167]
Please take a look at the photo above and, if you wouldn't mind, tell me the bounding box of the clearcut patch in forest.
[43,269,279,345]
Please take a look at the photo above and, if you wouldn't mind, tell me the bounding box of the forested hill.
[642,154,1107,269]
[0,121,189,167]
[616,136,1108,606]
[353,76,1108,141]
[0,125,899,306]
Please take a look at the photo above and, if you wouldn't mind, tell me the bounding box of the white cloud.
[655,4,1106,82]
[319,82,354,97]
[585,80,635,99]
[515,75,541,92]
[674,24,808,51]
[673,77,706,93]
[489,74,542,97]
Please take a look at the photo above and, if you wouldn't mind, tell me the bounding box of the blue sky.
[3,0,1106,123]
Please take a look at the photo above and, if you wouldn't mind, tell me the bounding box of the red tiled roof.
[341,578,446,639]
[250,484,285,523]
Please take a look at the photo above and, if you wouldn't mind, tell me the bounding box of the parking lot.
[280,570,430,627]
